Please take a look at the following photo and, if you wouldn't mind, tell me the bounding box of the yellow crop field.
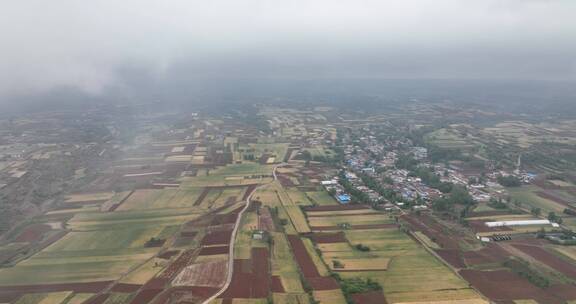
[308,214,391,227]
[284,205,310,233]
[329,257,390,271]
[312,289,347,304]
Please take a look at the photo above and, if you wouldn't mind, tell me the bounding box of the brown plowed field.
[210,213,238,226]
[287,235,320,277]
[201,230,233,246]
[180,231,197,238]
[271,276,285,292]
[467,210,522,218]
[512,244,576,279]
[15,224,51,242]
[206,224,235,232]
[220,248,271,299]
[111,283,142,293]
[307,277,340,290]
[535,191,573,207]
[129,288,163,304]
[172,260,227,287]
[350,290,387,304]
[278,175,296,187]
[242,184,258,201]
[435,249,466,268]
[463,243,510,265]
[402,215,460,249]
[546,284,576,301]
[199,245,229,255]
[459,269,562,304]
[143,278,169,290]
[311,223,396,231]
[84,294,110,304]
[308,232,347,243]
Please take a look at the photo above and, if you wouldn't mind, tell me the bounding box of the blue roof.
[337,195,351,202]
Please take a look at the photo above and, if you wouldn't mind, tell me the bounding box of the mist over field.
[1,0,576,111]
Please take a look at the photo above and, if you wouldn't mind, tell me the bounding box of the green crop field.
[284,205,310,233]
[0,186,204,286]
[271,232,305,293]
[305,191,338,206]
[117,188,203,210]
[507,186,566,214]
[285,189,313,206]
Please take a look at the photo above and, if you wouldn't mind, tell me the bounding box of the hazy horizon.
[1,0,576,106]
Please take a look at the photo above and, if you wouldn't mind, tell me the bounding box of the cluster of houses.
[317,124,541,215]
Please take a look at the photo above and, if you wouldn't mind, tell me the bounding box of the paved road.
[201,163,285,304]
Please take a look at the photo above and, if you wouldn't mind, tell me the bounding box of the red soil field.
[129,288,163,304]
[308,232,347,243]
[435,249,466,268]
[277,175,296,187]
[307,277,340,290]
[350,290,387,304]
[15,224,51,242]
[194,188,211,206]
[303,205,370,212]
[220,248,271,299]
[546,284,576,301]
[111,283,142,293]
[143,278,169,290]
[459,269,562,304]
[199,245,229,255]
[271,276,285,292]
[150,286,219,304]
[402,215,460,249]
[210,213,238,226]
[287,235,320,278]
[84,294,110,304]
[0,281,113,303]
[201,230,233,246]
[532,179,564,190]
[535,191,573,207]
[467,210,521,218]
[512,244,576,279]
[206,224,235,232]
[463,243,510,265]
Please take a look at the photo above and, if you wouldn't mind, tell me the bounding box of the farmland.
[3,103,576,304]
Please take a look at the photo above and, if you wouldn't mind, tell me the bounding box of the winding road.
[201,163,285,304]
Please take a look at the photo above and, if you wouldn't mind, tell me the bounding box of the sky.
[1,0,576,99]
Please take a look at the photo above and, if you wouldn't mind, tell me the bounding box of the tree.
[531,207,541,217]
[497,175,522,187]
